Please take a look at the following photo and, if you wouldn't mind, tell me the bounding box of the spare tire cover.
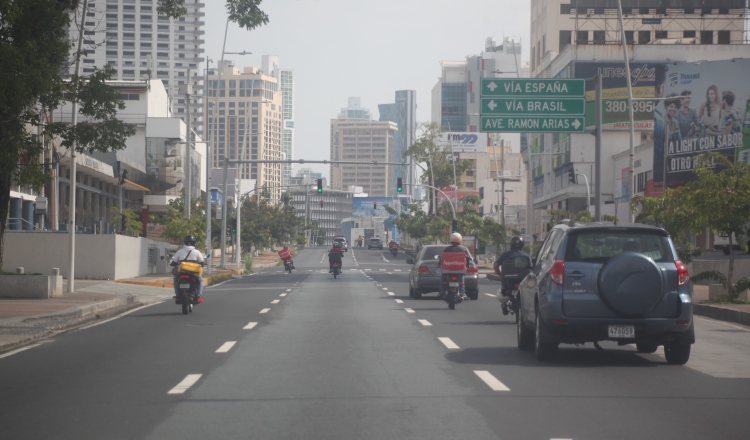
[597,252,664,317]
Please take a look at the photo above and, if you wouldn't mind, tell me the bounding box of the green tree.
[151,196,207,250]
[109,207,143,237]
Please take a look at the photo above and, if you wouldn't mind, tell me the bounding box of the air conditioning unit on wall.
[641,133,653,142]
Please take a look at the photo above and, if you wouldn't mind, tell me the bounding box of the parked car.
[406,244,479,300]
[367,238,383,250]
[333,236,348,252]
[516,223,695,363]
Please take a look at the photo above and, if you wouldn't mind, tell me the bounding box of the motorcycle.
[331,261,341,278]
[390,246,398,257]
[440,252,468,310]
[283,258,294,274]
[176,272,200,315]
[499,257,531,316]
[443,274,464,310]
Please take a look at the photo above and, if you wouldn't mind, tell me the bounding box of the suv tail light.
[466,266,478,274]
[675,260,689,286]
[550,260,565,285]
[418,266,430,274]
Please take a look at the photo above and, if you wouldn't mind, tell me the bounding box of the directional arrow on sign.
[572,119,582,130]
[486,82,498,92]
[487,100,497,111]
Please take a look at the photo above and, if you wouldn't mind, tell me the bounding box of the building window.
[700,30,713,44]
[638,30,651,44]
[625,31,634,44]
[655,31,668,39]
[718,31,730,44]
[559,30,572,52]
[593,30,605,44]
[684,30,696,38]
[576,30,589,45]
[560,4,571,14]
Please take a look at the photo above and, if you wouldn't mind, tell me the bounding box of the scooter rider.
[438,232,473,300]
[328,242,344,273]
[171,234,205,303]
[494,235,532,314]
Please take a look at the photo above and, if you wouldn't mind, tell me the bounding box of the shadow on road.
[445,346,661,368]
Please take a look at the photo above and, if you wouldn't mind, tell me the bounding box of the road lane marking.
[379,269,386,271]
[382,288,388,291]
[0,343,44,359]
[216,341,237,353]
[78,303,158,329]
[404,308,415,314]
[394,269,402,272]
[474,371,510,391]
[286,289,292,292]
[260,308,271,314]
[280,293,287,297]
[438,337,460,349]
[695,316,750,331]
[387,292,395,296]
[418,319,432,326]
[168,374,202,394]
[485,293,497,298]
[271,300,280,304]
[395,299,404,304]
[243,322,258,330]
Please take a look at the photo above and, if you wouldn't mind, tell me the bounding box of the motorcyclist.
[357,236,363,247]
[171,234,205,303]
[328,242,344,273]
[438,232,473,300]
[494,235,532,315]
[279,245,295,269]
[388,240,398,250]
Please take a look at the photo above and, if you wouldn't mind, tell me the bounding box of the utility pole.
[204,56,213,274]
[180,79,193,218]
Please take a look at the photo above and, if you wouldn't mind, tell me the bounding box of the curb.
[115,270,242,288]
[693,303,750,326]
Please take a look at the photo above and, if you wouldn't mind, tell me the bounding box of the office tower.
[379,90,416,197]
[262,55,295,187]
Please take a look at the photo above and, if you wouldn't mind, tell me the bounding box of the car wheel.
[408,285,414,298]
[517,300,534,351]
[534,308,558,361]
[635,341,659,354]
[413,288,422,299]
[467,289,479,300]
[664,342,691,365]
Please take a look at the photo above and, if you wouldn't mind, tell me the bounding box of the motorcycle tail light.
[417,266,430,274]
[450,275,458,281]
[675,260,689,286]
[514,283,520,289]
[550,260,565,285]
[179,275,190,280]
[466,267,478,274]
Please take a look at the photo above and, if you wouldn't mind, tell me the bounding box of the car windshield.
[564,230,673,263]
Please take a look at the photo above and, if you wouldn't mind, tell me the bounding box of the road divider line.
[395,299,404,304]
[215,341,237,353]
[286,289,292,292]
[78,302,159,330]
[404,308,415,314]
[474,370,510,391]
[387,292,395,296]
[438,337,460,349]
[243,322,258,330]
[382,288,388,291]
[418,319,432,326]
[280,293,287,297]
[0,343,43,359]
[167,374,202,394]
[485,293,497,298]
[271,300,280,304]
[260,308,271,314]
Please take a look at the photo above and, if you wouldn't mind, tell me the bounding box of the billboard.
[438,132,489,153]
[573,62,658,131]
[653,59,750,186]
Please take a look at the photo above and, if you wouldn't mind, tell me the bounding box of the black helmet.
[184,234,197,246]
[510,235,524,251]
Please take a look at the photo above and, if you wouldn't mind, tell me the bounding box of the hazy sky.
[204,0,531,179]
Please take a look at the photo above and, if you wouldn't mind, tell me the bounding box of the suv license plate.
[608,325,635,338]
[179,283,190,289]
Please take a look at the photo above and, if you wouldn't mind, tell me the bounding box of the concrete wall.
[688,259,750,285]
[3,232,172,280]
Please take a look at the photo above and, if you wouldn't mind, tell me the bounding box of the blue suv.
[516,223,694,364]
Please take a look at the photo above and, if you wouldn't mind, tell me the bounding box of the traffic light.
[397,177,403,193]
[479,186,484,199]
[319,200,323,208]
[233,216,238,233]
[568,167,577,184]
[317,178,323,193]
[118,169,129,186]
[451,219,459,233]
[373,202,377,209]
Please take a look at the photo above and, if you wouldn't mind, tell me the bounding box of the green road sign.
[482,97,585,116]
[481,116,586,133]
[481,78,585,98]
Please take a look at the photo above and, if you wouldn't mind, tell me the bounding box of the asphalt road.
[0,247,749,439]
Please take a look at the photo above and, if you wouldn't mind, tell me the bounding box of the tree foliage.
[158,0,269,31]
[151,196,207,250]
[109,206,143,237]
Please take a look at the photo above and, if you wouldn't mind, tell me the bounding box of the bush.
[243,255,253,273]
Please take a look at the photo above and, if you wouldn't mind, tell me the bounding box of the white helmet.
[449,232,462,244]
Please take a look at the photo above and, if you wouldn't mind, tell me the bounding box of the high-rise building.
[68,1,205,131]
[330,118,398,197]
[379,90,417,198]
[338,97,372,120]
[432,61,466,131]
[204,66,283,203]
[262,55,295,187]
[531,1,747,77]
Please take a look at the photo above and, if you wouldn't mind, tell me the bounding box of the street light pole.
[204,56,213,274]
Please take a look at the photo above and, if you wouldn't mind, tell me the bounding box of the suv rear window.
[370,238,380,242]
[564,230,673,263]
[334,238,345,243]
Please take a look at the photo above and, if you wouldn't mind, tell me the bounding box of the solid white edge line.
[78,302,159,330]
[695,316,750,331]
[474,370,511,391]
[395,299,404,304]
[438,337,460,349]
[404,308,415,314]
[418,319,432,326]
[215,341,237,353]
[0,343,44,359]
[259,308,271,314]
[271,300,280,304]
[207,278,233,288]
[243,322,258,330]
[167,374,202,394]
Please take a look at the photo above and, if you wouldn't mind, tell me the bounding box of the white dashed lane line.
[418,319,432,326]
[280,293,287,297]
[485,293,497,298]
[404,308,415,314]
[395,299,404,304]
[243,322,258,330]
[259,308,271,314]
[474,370,511,391]
[168,374,202,395]
[215,341,237,353]
[271,300,280,304]
[438,337,460,349]
[387,292,395,296]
